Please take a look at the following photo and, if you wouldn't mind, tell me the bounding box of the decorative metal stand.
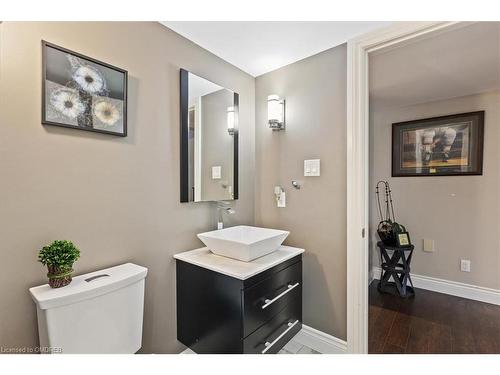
[377,241,415,298]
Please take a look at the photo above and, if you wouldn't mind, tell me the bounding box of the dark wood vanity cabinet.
[176,255,302,354]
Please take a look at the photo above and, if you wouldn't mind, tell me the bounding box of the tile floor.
[279,338,321,354]
[181,335,321,354]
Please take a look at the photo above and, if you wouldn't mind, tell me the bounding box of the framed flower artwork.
[42,41,128,137]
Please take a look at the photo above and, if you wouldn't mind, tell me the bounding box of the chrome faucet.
[216,201,235,229]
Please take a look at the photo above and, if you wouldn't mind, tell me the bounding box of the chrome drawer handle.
[262,320,300,354]
[261,282,300,309]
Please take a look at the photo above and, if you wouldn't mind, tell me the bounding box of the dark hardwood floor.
[369,281,500,354]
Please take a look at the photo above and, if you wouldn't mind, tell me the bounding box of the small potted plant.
[38,240,80,288]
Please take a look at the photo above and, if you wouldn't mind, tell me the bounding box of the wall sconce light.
[267,94,285,131]
[227,106,235,135]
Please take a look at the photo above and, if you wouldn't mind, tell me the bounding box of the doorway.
[346,21,500,353]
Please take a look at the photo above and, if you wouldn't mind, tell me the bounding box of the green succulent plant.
[38,240,80,271]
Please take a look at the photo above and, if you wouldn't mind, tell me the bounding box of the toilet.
[29,263,148,354]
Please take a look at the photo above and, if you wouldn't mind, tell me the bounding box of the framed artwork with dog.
[392,111,484,177]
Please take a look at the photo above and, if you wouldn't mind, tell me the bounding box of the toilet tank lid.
[29,263,148,310]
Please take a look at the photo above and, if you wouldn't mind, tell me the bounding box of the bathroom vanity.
[174,245,304,354]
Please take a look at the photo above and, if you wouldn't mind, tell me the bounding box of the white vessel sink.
[197,225,289,262]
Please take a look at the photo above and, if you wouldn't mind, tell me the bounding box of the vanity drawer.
[242,260,302,337]
[243,300,302,354]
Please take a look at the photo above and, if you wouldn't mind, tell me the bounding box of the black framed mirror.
[180,69,239,203]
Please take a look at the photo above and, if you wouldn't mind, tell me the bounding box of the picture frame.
[392,111,484,177]
[42,40,128,137]
[396,232,411,247]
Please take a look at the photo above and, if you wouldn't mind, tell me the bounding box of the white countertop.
[173,245,304,280]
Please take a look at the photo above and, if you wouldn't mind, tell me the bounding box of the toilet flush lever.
[85,274,110,282]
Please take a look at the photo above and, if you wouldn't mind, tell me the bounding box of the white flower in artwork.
[50,88,85,119]
[73,65,106,94]
[93,100,120,127]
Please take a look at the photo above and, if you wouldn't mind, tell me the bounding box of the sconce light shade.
[267,94,285,130]
[227,106,235,135]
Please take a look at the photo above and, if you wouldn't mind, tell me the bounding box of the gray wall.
[369,91,500,289]
[0,22,255,353]
[255,45,347,340]
[200,89,234,201]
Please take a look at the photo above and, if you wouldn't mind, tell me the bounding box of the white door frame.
[345,21,462,354]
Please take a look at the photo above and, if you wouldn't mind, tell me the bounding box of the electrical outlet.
[460,259,471,272]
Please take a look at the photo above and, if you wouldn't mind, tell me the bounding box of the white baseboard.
[292,324,347,354]
[371,266,500,306]
[368,267,375,285]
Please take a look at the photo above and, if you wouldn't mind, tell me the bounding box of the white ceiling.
[370,22,500,109]
[161,21,391,77]
[188,72,223,104]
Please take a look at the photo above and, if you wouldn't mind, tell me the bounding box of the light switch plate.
[423,239,435,252]
[304,159,320,177]
[212,166,221,179]
[460,259,471,272]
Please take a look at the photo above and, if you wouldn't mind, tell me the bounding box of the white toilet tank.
[29,263,147,354]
